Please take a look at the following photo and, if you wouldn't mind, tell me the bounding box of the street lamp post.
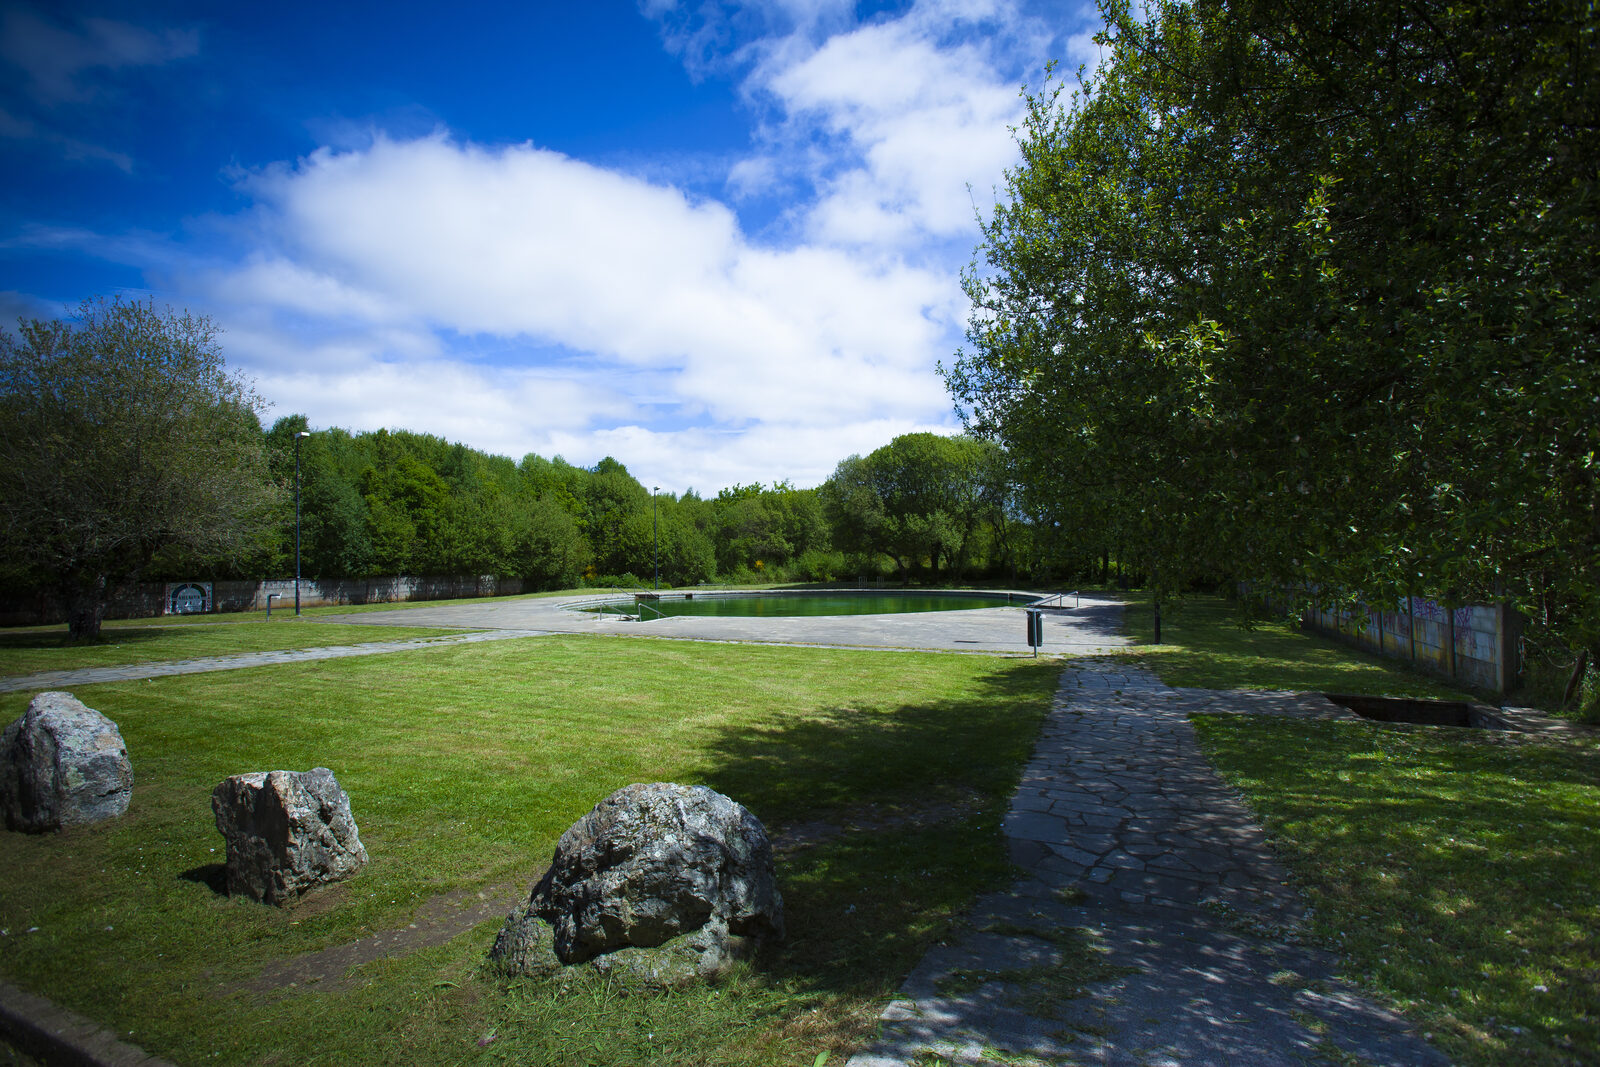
[294,431,311,615]
[652,486,660,590]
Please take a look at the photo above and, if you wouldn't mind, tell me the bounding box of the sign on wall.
[166,582,213,615]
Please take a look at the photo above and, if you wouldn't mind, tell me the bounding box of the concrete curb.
[0,980,175,1066]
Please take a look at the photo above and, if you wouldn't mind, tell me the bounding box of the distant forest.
[169,416,1071,591]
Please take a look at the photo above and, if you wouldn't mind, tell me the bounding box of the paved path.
[849,661,1449,1067]
[0,629,546,694]
[0,592,1124,695]
[313,590,1129,657]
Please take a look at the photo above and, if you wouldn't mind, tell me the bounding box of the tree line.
[257,420,1042,593]
[1,298,1077,639]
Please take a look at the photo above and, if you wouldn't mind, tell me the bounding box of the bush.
[789,548,847,583]
[581,572,650,590]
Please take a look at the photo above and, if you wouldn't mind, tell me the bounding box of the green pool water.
[582,591,1022,619]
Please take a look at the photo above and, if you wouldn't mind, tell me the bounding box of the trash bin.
[1025,609,1043,654]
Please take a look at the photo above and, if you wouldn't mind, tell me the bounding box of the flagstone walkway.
[848,661,1450,1067]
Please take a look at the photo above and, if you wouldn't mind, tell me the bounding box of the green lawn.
[0,618,471,677]
[1196,715,1600,1066]
[1118,595,1474,699]
[0,635,1059,1066]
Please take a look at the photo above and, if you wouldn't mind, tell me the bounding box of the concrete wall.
[1304,595,1520,694]
[0,575,528,627]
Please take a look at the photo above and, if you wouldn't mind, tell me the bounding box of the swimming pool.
[576,589,1027,619]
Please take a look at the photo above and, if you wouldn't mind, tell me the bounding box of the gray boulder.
[212,768,367,904]
[0,691,133,833]
[490,782,783,983]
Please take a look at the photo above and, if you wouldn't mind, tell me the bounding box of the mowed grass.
[1114,593,1598,1063]
[0,635,1060,1066]
[0,617,472,677]
[1195,716,1600,1066]
[1119,595,1473,698]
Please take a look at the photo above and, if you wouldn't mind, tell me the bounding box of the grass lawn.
[0,635,1060,1066]
[1195,716,1600,1066]
[1119,594,1474,699]
[1111,592,1598,1064]
[0,618,472,677]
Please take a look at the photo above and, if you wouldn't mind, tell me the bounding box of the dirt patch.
[247,883,526,994]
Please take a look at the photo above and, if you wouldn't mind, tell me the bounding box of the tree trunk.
[1564,647,1591,710]
[1153,597,1162,645]
[1584,645,1600,723]
[65,576,108,642]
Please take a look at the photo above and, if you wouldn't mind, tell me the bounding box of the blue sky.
[1,0,1102,493]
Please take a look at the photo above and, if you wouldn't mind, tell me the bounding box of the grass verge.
[1118,595,1473,699]
[0,619,472,677]
[0,635,1059,1066]
[1194,714,1599,1066]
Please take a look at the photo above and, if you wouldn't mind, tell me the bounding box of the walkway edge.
[0,629,548,694]
[0,979,177,1066]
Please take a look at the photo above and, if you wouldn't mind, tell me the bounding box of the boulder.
[211,768,367,904]
[490,782,783,983]
[0,691,133,833]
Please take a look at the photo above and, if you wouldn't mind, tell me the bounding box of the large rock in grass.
[490,783,784,983]
[0,691,133,833]
[212,768,367,904]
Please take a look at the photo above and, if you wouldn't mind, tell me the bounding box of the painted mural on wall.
[165,582,213,615]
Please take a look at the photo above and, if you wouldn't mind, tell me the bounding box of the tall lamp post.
[652,486,660,590]
[294,431,311,615]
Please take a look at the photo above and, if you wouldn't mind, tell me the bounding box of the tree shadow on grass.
[689,657,1065,998]
[1196,715,1600,1063]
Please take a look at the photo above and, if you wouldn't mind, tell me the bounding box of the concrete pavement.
[0,592,1123,695]
[312,589,1129,657]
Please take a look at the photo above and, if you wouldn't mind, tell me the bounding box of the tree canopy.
[820,433,1007,582]
[948,0,1598,675]
[0,297,281,639]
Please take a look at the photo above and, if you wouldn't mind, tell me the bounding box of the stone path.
[0,629,546,694]
[848,661,1449,1067]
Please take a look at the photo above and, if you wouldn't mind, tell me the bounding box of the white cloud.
[256,358,629,455]
[0,9,199,104]
[204,133,958,448]
[542,415,954,494]
[729,0,1054,249]
[158,0,1106,492]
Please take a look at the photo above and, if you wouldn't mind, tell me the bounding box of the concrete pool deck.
[314,589,1132,657]
[0,591,1124,695]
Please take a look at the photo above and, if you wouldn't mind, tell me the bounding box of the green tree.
[266,418,376,580]
[950,0,1598,656]
[0,297,280,639]
[518,495,590,589]
[579,457,652,576]
[820,434,997,581]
